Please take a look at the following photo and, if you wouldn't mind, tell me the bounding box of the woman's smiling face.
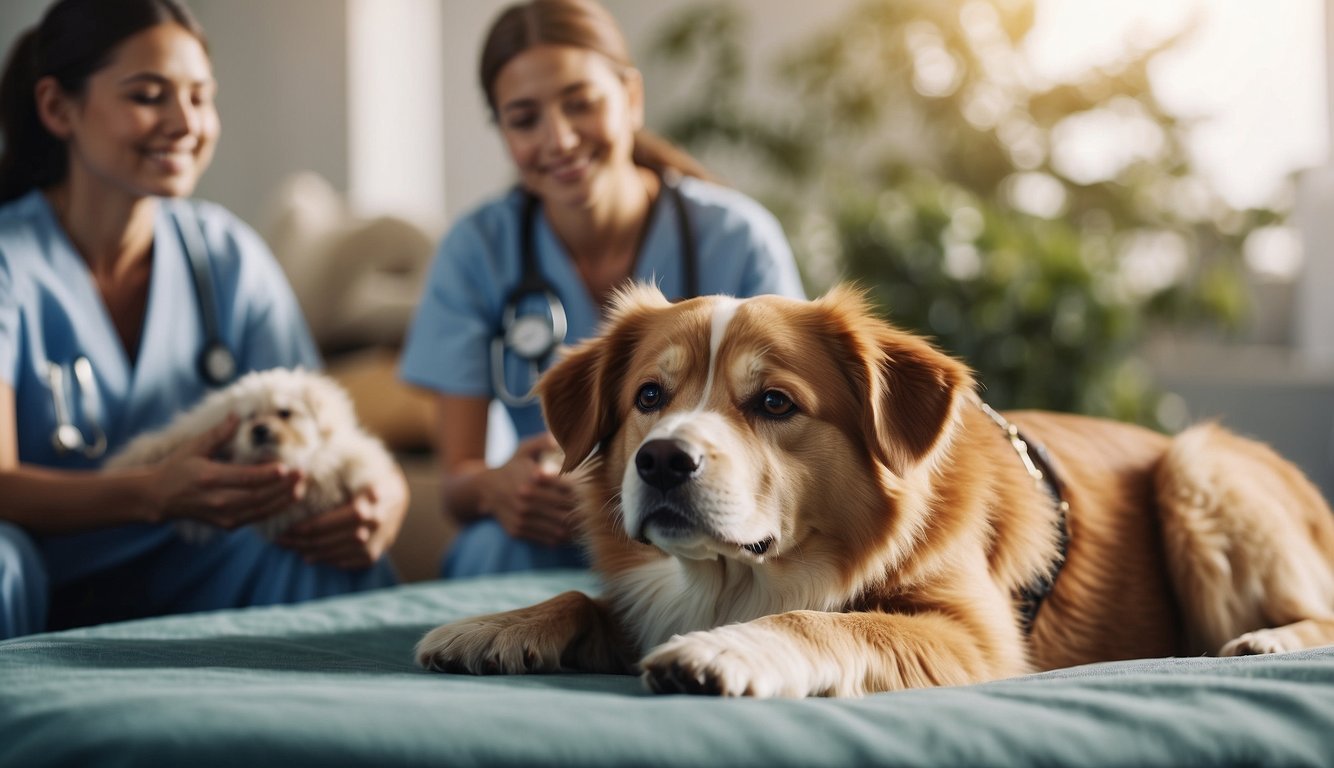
[492,43,643,210]
[46,21,218,200]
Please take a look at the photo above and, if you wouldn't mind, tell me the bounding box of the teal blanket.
[2,571,1332,767]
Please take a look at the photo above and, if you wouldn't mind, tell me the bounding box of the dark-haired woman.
[0,0,405,639]
[399,0,804,579]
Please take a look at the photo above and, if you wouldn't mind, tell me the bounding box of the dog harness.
[975,399,1071,635]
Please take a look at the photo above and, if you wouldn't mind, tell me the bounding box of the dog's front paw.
[1219,628,1291,657]
[640,624,812,698]
[415,614,564,675]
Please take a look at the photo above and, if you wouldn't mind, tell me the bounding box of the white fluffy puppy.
[105,368,395,542]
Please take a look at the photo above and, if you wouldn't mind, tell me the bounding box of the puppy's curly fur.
[105,368,394,541]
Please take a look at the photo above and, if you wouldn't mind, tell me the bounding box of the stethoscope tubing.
[173,202,237,388]
[45,201,236,459]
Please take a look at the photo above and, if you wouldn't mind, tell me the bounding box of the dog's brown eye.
[277,408,292,420]
[759,390,796,418]
[636,383,664,413]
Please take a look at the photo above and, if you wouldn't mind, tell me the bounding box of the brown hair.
[0,0,207,204]
[480,0,715,183]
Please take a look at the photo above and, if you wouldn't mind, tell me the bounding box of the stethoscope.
[45,356,106,459]
[46,201,238,458]
[174,201,239,388]
[490,170,698,407]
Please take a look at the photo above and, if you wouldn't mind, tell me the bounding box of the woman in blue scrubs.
[399,0,805,579]
[0,0,406,639]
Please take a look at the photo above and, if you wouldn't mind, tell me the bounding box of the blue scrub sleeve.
[205,206,322,373]
[0,256,16,385]
[737,203,805,300]
[399,220,496,398]
[678,179,805,302]
[237,258,321,373]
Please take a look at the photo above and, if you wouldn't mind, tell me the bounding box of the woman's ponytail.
[0,29,59,204]
[632,129,717,184]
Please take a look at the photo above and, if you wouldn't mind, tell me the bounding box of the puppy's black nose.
[250,423,272,444]
[635,439,700,491]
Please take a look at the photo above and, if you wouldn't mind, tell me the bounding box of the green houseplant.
[649,0,1282,424]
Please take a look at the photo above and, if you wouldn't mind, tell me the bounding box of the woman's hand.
[277,464,409,570]
[479,432,578,547]
[152,414,304,528]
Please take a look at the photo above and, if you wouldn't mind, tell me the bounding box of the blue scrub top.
[0,190,321,584]
[399,176,806,438]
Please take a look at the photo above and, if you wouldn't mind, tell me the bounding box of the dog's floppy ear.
[302,372,357,438]
[819,285,974,476]
[537,282,670,473]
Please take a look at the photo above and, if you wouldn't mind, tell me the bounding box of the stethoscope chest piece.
[492,288,567,407]
[199,339,238,388]
[503,290,567,362]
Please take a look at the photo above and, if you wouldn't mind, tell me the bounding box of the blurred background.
[2,0,1331,508]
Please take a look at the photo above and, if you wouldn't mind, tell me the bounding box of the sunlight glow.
[1049,98,1166,185]
[1003,171,1068,219]
[1244,226,1306,281]
[1024,0,1327,210]
[1118,229,1190,297]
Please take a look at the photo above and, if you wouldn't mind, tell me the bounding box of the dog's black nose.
[250,423,271,444]
[635,439,700,491]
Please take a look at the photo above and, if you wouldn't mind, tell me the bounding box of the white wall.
[348,0,446,228]
[438,0,512,225]
[0,0,50,39]
[1297,4,1334,368]
[189,0,350,229]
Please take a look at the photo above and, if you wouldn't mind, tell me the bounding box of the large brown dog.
[417,285,1334,697]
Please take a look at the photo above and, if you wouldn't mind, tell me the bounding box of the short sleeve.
[0,254,17,385]
[398,219,497,397]
[238,249,322,373]
[682,179,806,301]
[736,202,805,300]
[199,203,322,373]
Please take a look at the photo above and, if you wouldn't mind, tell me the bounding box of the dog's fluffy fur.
[416,285,1334,697]
[105,368,394,541]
